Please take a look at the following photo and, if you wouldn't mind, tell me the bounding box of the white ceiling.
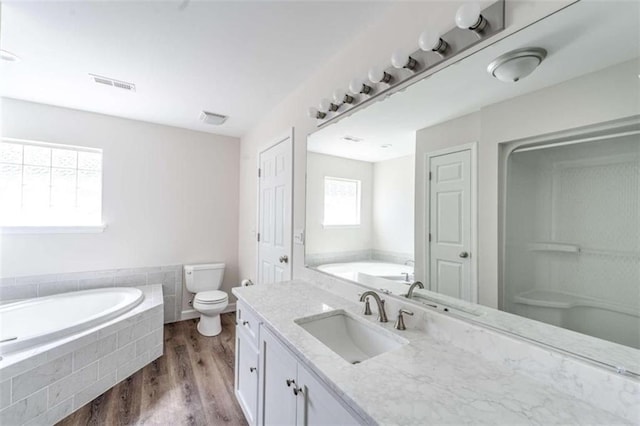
[0,1,392,137]
[308,0,640,163]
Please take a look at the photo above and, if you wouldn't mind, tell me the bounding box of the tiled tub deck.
[0,285,164,425]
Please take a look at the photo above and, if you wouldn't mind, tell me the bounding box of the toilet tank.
[184,263,225,293]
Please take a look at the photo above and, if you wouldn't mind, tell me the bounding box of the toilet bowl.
[193,290,228,336]
[184,263,227,337]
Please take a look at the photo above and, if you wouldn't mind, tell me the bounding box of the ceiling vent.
[89,74,136,92]
[200,110,228,126]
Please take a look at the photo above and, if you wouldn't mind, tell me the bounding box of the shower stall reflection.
[504,133,640,349]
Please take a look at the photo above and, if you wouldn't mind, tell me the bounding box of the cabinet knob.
[286,379,295,387]
[293,386,304,396]
[242,320,249,326]
[279,255,289,264]
[249,367,256,373]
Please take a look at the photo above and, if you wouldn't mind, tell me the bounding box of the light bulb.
[307,107,325,119]
[319,98,338,112]
[348,77,371,95]
[318,100,328,113]
[333,88,346,103]
[455,3,486,31]
[368,66,392,84]
[391,49,408,69]
[418,30,447,54]
[333,88,354,104]
[391,49,417,71]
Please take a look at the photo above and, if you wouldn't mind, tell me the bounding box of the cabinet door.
[259,327,298,426]
[296,365,361,426]
[236,329,259,425]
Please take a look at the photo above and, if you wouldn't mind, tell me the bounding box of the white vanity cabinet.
[257,325,361,426]
[235,303,261,425]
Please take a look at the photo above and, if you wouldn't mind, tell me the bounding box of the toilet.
[184,263,228,336]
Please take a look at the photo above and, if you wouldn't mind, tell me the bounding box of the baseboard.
[179,302,236,322]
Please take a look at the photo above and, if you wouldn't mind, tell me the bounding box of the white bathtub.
[0,287,144,355]
[317,261,413,282]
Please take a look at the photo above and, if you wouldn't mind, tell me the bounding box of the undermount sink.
[295,310,408,364]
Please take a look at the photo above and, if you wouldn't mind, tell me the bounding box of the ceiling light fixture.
[199,110,228,125]
[418,30,448,55]
[333,88,355,105]
[348,77,372,95]
[455,2,487,33]
[0,49,21,62]
[368,66,393,84]
[391,49,418,71]
[487,47,547,83]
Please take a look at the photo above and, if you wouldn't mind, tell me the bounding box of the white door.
[257,132,293,285]
[429,149,472,301]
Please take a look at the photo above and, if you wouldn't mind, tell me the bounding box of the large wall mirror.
[305,0,640,375]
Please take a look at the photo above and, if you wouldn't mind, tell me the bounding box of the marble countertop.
[233,280,631,425]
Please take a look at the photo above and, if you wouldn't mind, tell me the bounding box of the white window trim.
[0,137,105,230]
[1,225,107,234]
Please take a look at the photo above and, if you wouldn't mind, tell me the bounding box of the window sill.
[1,225,107,234]
[322,224,361,229]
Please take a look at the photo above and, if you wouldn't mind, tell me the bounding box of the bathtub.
[0,287,144,355]
[317,261,413,283]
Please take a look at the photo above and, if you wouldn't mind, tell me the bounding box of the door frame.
[423,142,478,303]
[255,127,295,284]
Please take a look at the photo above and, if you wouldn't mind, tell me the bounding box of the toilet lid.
[195,290,228,304]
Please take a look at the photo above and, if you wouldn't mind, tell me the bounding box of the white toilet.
[184,263,228,336]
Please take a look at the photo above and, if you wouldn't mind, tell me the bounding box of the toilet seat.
[195,290,228,304]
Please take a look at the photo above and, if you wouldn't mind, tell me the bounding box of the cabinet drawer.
[236,300,261,344]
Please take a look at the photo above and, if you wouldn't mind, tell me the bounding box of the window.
[0,139,103,227]
[323,177,361,226]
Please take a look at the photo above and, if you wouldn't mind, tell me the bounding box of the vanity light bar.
[308,0,505,126]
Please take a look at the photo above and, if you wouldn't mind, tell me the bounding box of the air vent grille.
[89,74,136,92]
[200,110,228,125]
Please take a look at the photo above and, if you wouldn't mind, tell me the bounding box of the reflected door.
[429,149,472,301]
[257,133,293,285]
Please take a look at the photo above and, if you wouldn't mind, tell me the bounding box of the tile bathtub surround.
[235,280,640,424]
[0,265,182,323]
[0,285,164,426]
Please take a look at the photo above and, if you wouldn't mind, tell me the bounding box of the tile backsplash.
[0,265,183,323]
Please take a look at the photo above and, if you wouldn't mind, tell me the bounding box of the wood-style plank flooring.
[57,314,248,426]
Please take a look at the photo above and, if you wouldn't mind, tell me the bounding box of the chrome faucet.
[359,291,388,323]
[406,281,425,299]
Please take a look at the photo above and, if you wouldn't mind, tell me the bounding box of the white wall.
[415,58,640,307]
[237,1,576,288]
[0,98,241,297]
[372,155,414,257]
[305,152,372,256]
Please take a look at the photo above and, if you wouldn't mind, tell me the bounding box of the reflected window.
[0,139,103,226]
[323,177,361,226]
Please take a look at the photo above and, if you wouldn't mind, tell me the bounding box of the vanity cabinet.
[235,304,260,425]
[258,325,361,426]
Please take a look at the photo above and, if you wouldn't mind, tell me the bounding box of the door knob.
[279,255,289,263]
[459,251,469,258]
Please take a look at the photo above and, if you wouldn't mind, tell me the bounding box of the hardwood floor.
[57,314,248,426]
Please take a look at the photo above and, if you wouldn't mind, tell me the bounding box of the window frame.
[0,137,106,234]
[322,176,362,228]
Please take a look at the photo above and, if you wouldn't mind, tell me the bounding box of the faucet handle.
[394,309,414,330]
[362,296,372,315]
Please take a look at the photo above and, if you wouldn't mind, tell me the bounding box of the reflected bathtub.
[0,287,144,355]
[317,261,413,283]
